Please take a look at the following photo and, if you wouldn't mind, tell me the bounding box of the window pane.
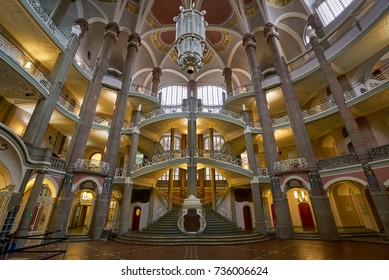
[328,0,344,17]
[317,2,335,26]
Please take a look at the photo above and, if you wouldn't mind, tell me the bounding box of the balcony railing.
[273,158,308,173]
[0,34,51,91]
[74,159,110,173]
[370,144,389,161]
[317,153,359,170]
[249,64,389,129]
[132,149,248,172]
[25,0,69,46]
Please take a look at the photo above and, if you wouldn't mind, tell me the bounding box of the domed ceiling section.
[267,0,295,7]
[149,0,235,68]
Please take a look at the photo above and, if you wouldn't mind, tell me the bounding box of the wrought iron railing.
[317,153,359,170]
[74,159,110,173]
[273,158,308,173]
[0,34,51,91]
[369,144,389,161]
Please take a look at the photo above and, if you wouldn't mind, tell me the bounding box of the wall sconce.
[24,61,32,70]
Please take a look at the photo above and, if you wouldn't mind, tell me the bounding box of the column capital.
[152,67,162,78]
[264,22,279,43]
[307,26,318,40]
[242,33,256,50]
[308,13,323,30]
[128,32,142,50]
[74,18,89,37]
[105,22,120,42]
[222,67,232,77]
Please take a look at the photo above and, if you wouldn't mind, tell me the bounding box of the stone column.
[264,23,316,170]
[91,34,141,240]
[23,19,89,147]
[307,27,371,164]
[50,0,76,26]
[357,116,378,149]
[198,134,205,198]
[209,128,217,210]
[307,13,329,49]
[118,109,142,234]
[180,134,187,198]
[50,23,119,237]
[65,22,119,171]
[49,172,74,236]
[223,67,233,98]
[151,67,162,98]
[168,128,175,210]
[242,33,293,238]
[103,33,141,174]
[242,109,267,235]
[14,170,47,248]
[266,23,338,240]
[187,97,197,197]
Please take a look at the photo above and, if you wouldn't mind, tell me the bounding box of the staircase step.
[114,208,269,245]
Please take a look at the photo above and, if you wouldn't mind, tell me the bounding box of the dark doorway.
[298,202,315,231]
[243,206,252,231]
[132,207,141,231]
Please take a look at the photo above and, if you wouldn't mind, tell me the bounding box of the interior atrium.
[1,0,389,254]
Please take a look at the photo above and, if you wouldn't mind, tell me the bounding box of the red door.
[243,206,252,231]
[298,202,315,231]
[132,207,141,231]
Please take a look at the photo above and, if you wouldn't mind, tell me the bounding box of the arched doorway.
[328,181,381,233]
[298,202,315,231]
[67,189,95,235]
[132,206,141,231]
[287,185,317,232]
[243,205,252,231]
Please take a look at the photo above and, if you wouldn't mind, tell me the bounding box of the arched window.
[160,135,181,151]
[90,152,102,161]
[159,85,188,111]
[316,0,354,27]
[204,135,225,150]
[197,85,225,113]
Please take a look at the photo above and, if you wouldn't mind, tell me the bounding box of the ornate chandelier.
[174,3,207,74]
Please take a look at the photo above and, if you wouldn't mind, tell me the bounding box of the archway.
[67,189,96,235]
[328,180,381,233]
[132,206,141,231]
[285,178,317,232]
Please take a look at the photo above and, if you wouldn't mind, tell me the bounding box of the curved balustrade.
[231,85,254,97]
[273,158,308,173]
[0,34,51,91]
[369,144,389,161]
[74,52,93,77]
[152,205,169,222]
[74,159,110,173]
[25,0,69,46]
[257,168,269,176]
[131,85,154,97]
[249,67,389,129]
[216,204,232,221]
[142,108,170,120]
[133,149,189,170]
[132,149,248,173]
[317,153,359,170]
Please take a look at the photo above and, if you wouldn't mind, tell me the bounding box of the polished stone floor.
[62,237,389,260]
